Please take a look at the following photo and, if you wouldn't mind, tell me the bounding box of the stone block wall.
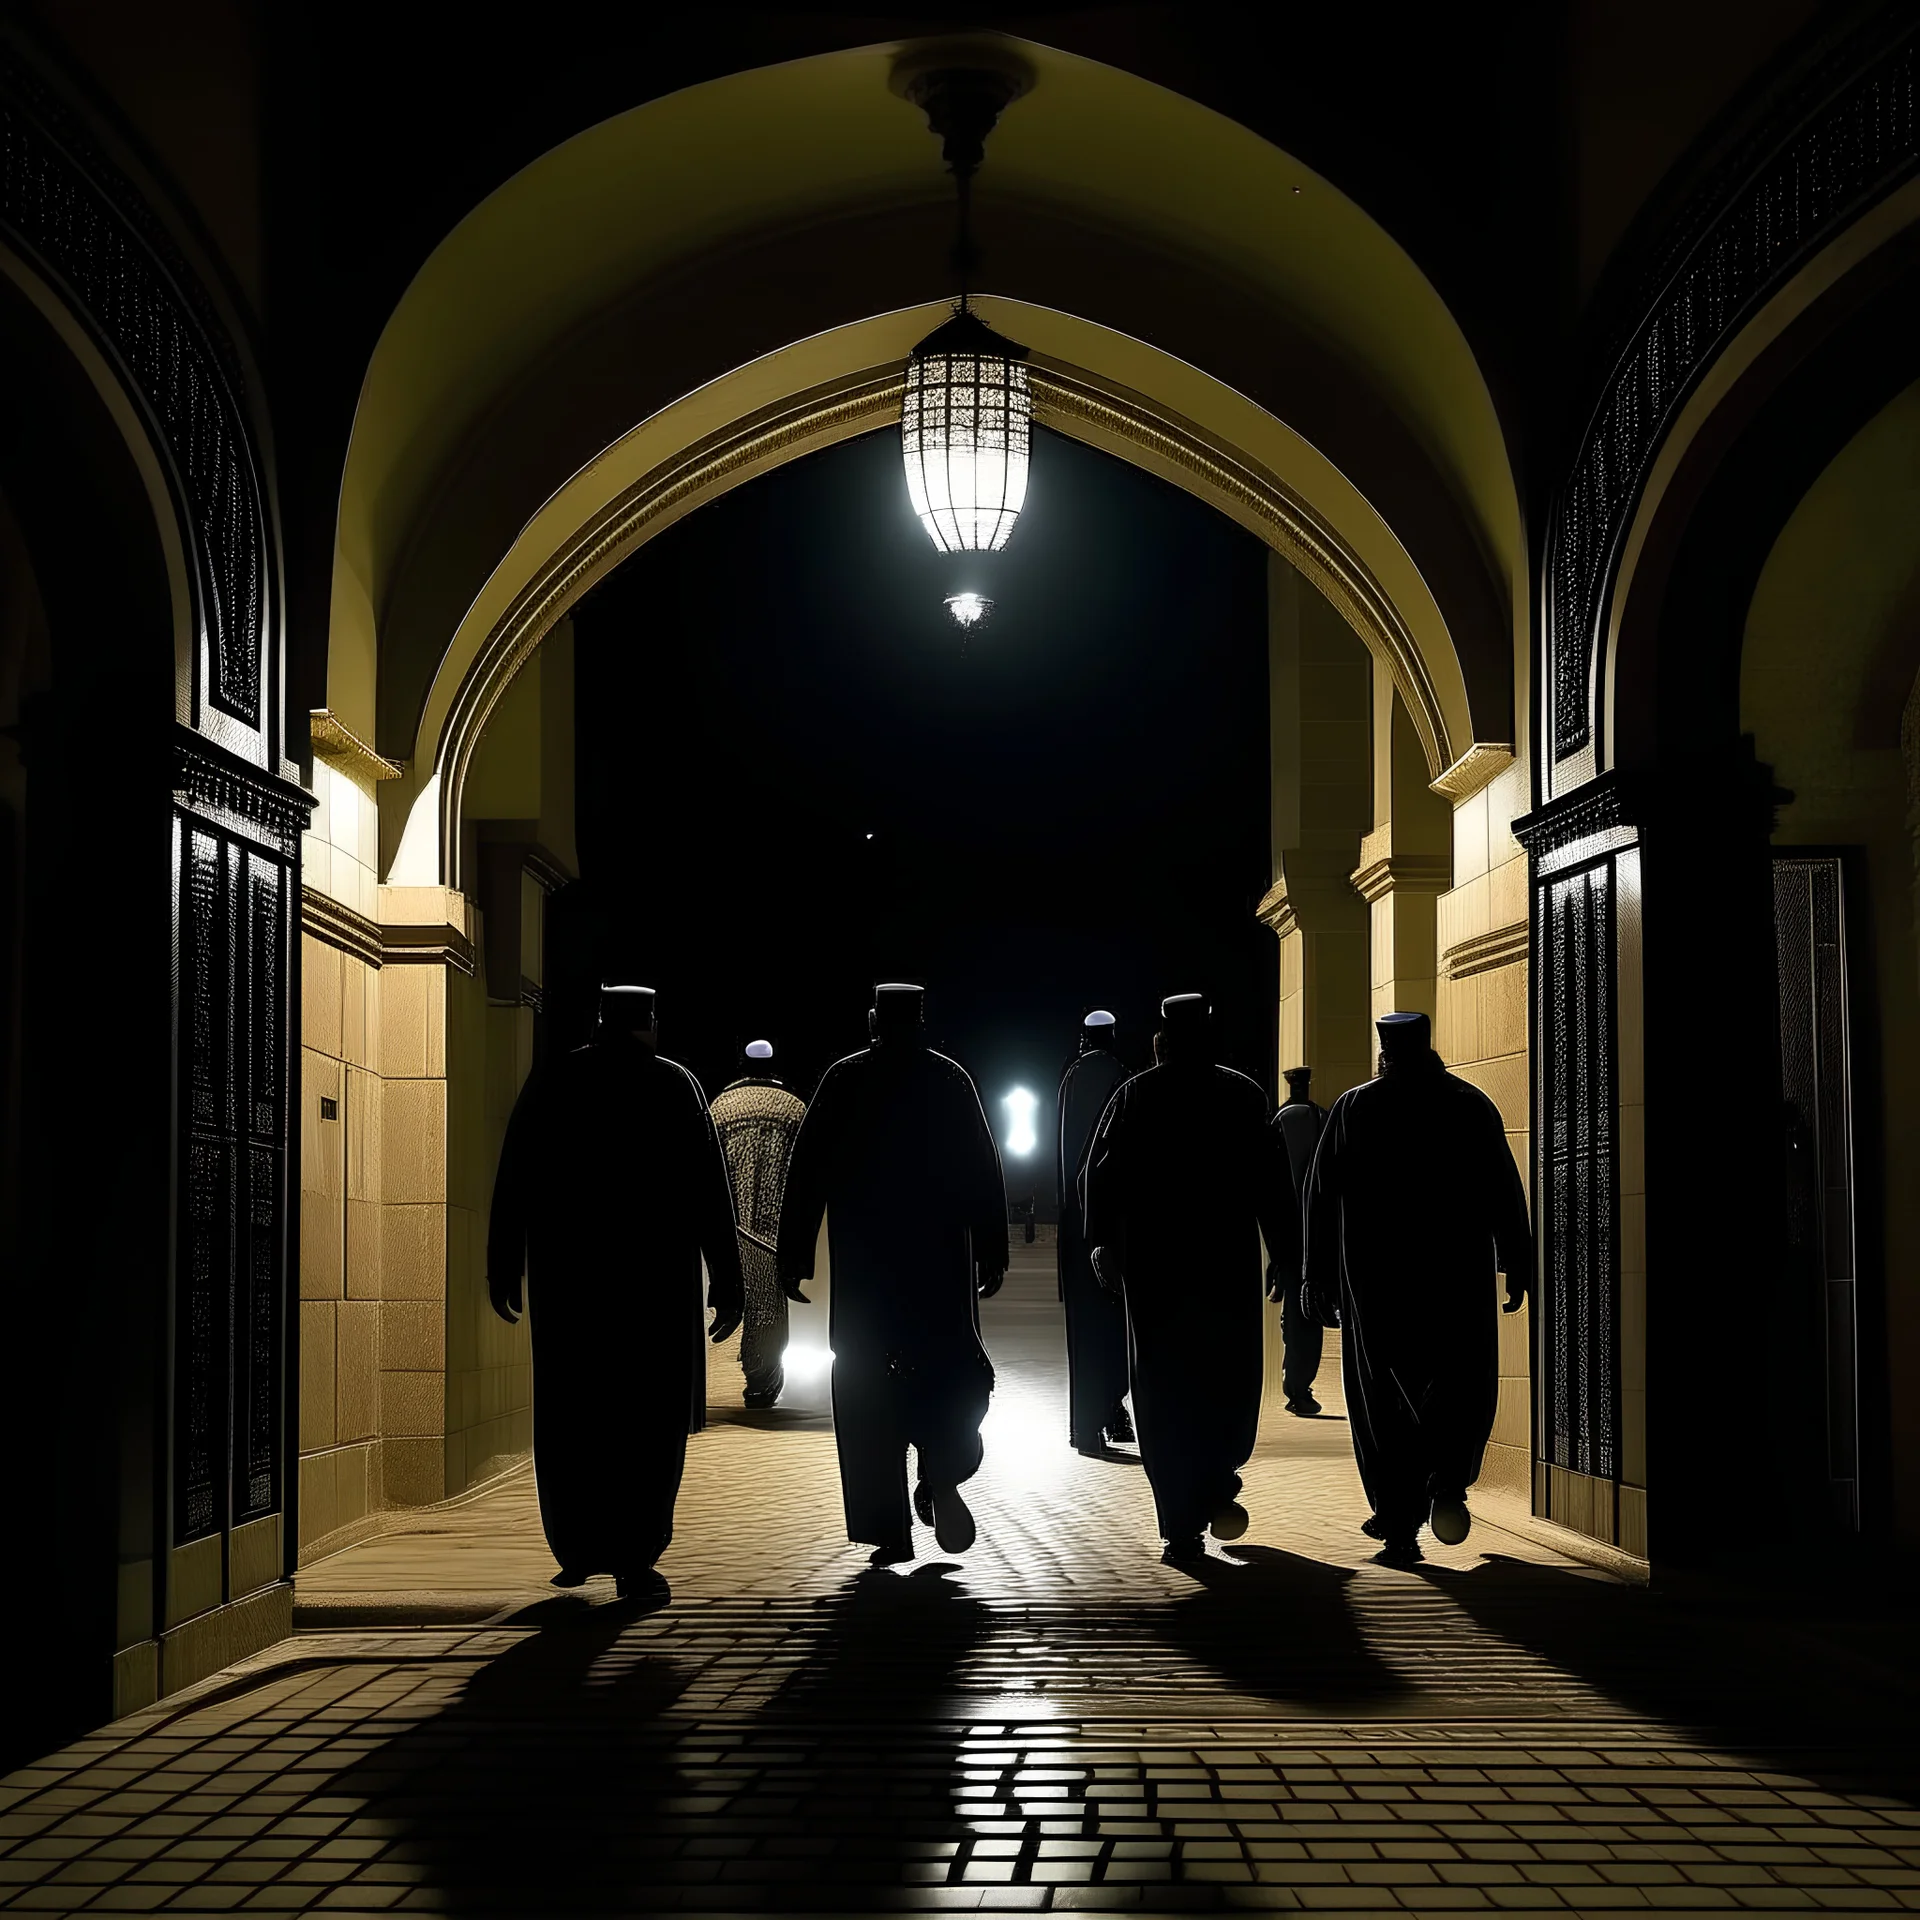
[298,758,386,1557]
[297,752,539,1563]
[1435,759,1531,1498]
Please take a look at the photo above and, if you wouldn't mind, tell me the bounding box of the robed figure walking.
[1082,993,1296,1562]
[710,1040,806,1407]
[1272,1066,1329,1416]
[1057,1010,1132,1453]
[1300,1010,1531,1565]
[488,985,744,1598]
[778,983,1009,1565]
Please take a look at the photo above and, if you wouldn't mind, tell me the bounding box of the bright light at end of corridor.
[1002,1087,1038,1157]
[781,1343,833,1382]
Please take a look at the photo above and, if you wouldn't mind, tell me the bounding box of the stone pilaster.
[1354,661,1451,1029]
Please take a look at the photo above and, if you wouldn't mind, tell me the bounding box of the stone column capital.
[1349,823,1450,903]
[1259,849,1372,938]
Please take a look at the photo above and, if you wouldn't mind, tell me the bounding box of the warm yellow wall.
[1742,376,1920,1538]
[298,760,384,1558]
[1436,761,1532,1499]
[297,743,542,1559]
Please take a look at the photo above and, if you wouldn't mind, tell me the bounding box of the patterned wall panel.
[1545,19,1919,766]
[0,47,271,734]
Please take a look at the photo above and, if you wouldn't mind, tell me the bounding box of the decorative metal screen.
[1539,860,1620,1481]
[1772,856,1860,1530]
[174,819,288,1543]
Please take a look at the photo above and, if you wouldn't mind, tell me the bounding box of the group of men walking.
[486,978,1530,1600]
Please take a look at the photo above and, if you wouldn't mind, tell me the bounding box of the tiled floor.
[5,1248,1917,1914]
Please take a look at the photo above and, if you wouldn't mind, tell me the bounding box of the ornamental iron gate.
[1537,860,1620,1484]
[172,783,294,1549]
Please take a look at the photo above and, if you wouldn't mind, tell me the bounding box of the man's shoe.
[1429,1495,1471,1546]
[1105,1403,1136,1444]
[869,1539,914,1568]
[913,1481,936,1526]
[550,1567,590,1589]
[743,1385,780,1409]
[1210,1500,1250,1542]
[1161,1535,1207,1566]
[1360,1515,1386,1541]
[1376,1539,1425,1569]
[1285,1394,1322,1417]
[614,1568,670,1605]
[930,1483,976,1555]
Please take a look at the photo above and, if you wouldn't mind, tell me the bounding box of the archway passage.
[566,427,1278,1108]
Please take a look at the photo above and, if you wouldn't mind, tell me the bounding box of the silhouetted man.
[1083,993,1295,1564]
[777,983,1008,1566]
[488,984,744,1600]
[1272,1066,1329,1417]
[710,1040,807,1407]
[1058,1009,1132,1454]
[1300,1010,1531,1567]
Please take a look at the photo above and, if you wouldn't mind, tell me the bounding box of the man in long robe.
[1272,1066,1329,1417]
[1082,993,1295,1563]
[1300,1010,1531,1566]
[488,985,743,1598]
[777,982,1008,1565]
[710,1040,806,1407]
[1057,1009,1132,1453]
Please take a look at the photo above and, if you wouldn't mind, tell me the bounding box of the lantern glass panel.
[901,348,1031,552]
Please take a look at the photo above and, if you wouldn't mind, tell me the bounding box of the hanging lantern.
[902,308,1031,554]
[897,63,1033,560]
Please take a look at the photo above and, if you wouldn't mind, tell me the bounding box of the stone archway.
[298,33,1535,1559]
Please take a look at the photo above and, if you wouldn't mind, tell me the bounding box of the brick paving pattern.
[4,1248,1915,1913]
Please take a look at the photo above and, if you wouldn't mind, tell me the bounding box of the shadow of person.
[1155,1542,1413,1712]
[1416,1552,1920,1751]
[755,1563,992,1895]
[328,1594,696,1914]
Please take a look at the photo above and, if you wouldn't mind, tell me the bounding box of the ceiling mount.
[903,66,1025,179]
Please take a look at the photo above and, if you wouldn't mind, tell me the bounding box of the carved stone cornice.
[173,732,311,859]
[0,41,272,732]
[1255,879,1298,940]
[1443,922,1530,981]
[1546,16,1920,764]
[1513,777,1638,878]
[1350,851,1451,903]
[1257,850,1370,939]
[310,710,403,788]
[1349,825,1450,903]
[300,886,383,971]
[1430,743,1516,803]
[380,921,476,976]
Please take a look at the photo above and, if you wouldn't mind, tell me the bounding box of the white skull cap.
[745,1039,774,1060]
[1084,1009,1116,1028]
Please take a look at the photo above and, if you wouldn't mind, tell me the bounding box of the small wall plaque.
[319,1096,338,1121]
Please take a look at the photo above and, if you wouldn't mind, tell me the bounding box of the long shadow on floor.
[743,1563,992,1896]
[319,1564,993,1912]
[1152,1542,1414,1712]
[328,1593,698,1913]
[1418,1552,1920,1753]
